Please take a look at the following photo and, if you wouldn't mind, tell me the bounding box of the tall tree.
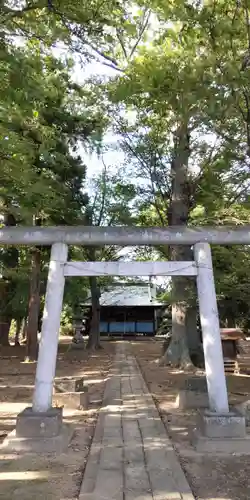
[0,213,18,345]
[103,0,250,366]
[85,164,136,349]
[0,40,103,352]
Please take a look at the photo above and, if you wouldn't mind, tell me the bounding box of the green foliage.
[3,0,250,331]
[103,0,250,328]
[60,306,75,336]
[0,9,109,323]
[1,43,87,220]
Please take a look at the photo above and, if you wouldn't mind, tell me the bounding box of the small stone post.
[32,242,68,413]
[194,242,229,413]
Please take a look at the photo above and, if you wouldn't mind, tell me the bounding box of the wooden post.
[32,243,68,413]
[194,242,229,413]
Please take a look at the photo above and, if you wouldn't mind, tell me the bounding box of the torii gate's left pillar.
[2,243,72,452]
[33,242,68,412]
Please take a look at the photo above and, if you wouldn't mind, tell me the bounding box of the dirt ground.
[132,338,250,500]
[2,338,250,500]
[0,338,116,500]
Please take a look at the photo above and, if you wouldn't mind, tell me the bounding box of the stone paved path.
[79,343,194,500]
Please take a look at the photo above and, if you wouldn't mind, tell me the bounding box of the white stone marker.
[194,242,229,413]
[32,243,68,412]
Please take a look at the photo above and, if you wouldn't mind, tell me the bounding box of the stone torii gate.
[0,225,249,453]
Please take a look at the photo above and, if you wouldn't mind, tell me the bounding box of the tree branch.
[2,1,45,19]
[96,158,108,226]
[129,9,151,59]
[118,130,168,225]
[116,28,128,59]
[87,42,119,67]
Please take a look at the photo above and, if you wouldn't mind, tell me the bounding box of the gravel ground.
[132,339,250,500]
[0,339,116,500]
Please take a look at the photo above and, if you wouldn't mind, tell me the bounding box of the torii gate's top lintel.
[0,225,249,246]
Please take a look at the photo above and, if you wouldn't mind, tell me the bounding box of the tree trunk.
[25,248,41,361]
[185,305,198,354]
[185,305,204,367]
[224,314,235,328]
[87,275,101,349]
[0,212,18,346]
[162,122,193,368]
[22,317,28,341]
[161,266,192,368]
[0,319,11,346]
[0,266,11,345]
[85,243,102,350]
[15,318,22,346]
[183,253,202,360]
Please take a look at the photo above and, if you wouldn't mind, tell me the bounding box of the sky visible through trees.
[2,0,250,363]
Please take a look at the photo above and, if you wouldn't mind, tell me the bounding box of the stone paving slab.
[79,344,194,500]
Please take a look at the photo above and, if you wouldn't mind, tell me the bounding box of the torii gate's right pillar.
[194,242,229,413]
[193,242,247,452]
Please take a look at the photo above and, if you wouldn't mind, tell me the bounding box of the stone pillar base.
[235,400,250,426]
[191,410,250,453]
[199,410,245,438]
[16,406,63,438]
[1,406,73,453]
[176,376,209,409]
[54,377,84,393]
[53,387,89,410]
[176,390,209,409]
